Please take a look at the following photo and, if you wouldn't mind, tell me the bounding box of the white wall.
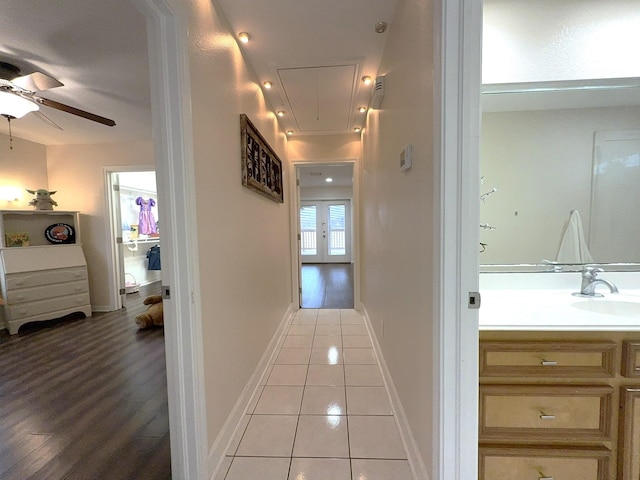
[0,133,48,209]
[300,186,352,201]
[483,0,640,84]
[480,105,640,264]
[360,0,435,471]
[46,141,155,309]
[288,133,361,161]
[183,0,293,452]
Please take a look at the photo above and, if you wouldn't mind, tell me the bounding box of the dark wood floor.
[0,283,171,480]
[301,263,354,309]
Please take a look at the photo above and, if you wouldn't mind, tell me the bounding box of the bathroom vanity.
[479,272,640,480]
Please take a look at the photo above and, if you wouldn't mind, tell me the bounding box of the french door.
[300,200,351,263]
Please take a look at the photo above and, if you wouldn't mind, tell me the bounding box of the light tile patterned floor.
[215,309,414,480]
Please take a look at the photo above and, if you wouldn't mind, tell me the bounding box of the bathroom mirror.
[479,79,640,273]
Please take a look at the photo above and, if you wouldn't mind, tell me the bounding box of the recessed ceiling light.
[358,106,367,113]
[354,127,361,133]
[263,81,273,89]
[362,76,373,86]
[238,32,250,43]
[286,130,294,136]
[325,177,333,183]
[276,110,285,117]
[375,22,387,34]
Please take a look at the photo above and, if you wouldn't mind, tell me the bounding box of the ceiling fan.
[0,61,116,128]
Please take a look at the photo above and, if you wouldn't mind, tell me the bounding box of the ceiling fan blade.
[11,71,64,91]
[37,96,116,127]
[33,111,64,130]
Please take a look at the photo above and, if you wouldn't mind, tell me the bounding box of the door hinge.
[116,236,123,244]
[296,179,300,187]
[113,184,120,191]
[468,291,481,309]
[162,285,171,300]
[119,287,126,295]
[299,287,302,294]
[297,233,301,241]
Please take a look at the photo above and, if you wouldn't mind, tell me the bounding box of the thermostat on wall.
[400,144,412,171]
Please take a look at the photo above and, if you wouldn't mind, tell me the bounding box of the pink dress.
[136,197,158,235]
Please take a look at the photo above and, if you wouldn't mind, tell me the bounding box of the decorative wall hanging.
[240,114,284,203]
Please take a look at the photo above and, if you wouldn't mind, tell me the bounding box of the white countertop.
[479,272,640,331]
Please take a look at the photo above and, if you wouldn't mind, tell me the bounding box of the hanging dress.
[136,197,158,235]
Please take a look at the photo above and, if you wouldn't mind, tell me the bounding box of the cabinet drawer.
[480,341,616,378]
[622,341,640,378]
[5,280,88,304]
[5,267,88,290]
[7,293,90,320]
[479,445,610,480]
[479,384,613,442]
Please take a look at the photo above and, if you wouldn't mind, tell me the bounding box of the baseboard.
[207,302,296,479]
[360,304,430,480]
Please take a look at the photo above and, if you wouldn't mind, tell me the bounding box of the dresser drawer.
[7,293,90,320]
[480,341,616,378]
[5,280,88,304]
[5,267,88,290]
[479,384,613,442]
[622,341,640,378]
[479,445,610,480]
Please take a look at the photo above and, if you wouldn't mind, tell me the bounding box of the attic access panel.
[278,64,357,133]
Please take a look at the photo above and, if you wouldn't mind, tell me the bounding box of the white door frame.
[290,158,361,310]
[433,0,482,478]
[130,1,208,479]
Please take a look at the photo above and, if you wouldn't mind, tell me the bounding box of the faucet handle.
[583,266,603,279]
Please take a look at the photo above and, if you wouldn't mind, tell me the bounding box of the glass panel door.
[300,200,351,263]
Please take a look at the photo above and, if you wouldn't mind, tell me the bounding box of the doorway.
[295,162,357,309]
[106,168,160,310]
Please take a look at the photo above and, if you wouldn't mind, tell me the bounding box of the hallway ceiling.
[0,0,398,146]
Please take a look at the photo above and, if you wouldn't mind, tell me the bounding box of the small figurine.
[27,188,58,210]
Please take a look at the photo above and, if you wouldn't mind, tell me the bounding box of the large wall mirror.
[479,79,640,272]
[480,0,640,273]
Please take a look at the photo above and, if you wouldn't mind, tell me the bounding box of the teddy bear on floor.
[135,294,164,329]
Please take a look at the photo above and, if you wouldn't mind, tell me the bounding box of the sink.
[571,299,640,318]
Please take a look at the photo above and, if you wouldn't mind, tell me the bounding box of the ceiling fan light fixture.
[0,91,39,119]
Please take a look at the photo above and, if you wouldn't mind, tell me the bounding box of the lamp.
[0,91,39,118]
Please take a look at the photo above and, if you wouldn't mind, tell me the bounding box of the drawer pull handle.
[541,360,557,366]
[539,477,554,480]
[539,413,556,420]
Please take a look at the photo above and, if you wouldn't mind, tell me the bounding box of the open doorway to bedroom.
[297,163,355,309]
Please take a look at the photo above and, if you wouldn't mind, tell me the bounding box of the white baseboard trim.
[360,304,430,480]
[207,302,296,479]
[90,305,115,313]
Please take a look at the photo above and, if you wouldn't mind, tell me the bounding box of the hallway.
[215,308,413,480]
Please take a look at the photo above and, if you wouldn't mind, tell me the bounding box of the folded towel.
[556,210,593,263]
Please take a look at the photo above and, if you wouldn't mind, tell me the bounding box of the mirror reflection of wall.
[481,0,640,268]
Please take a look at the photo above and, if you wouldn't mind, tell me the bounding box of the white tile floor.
[215,308,414,480]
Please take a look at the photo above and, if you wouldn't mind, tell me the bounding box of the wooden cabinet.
[480,332,640,480]
[0,210,91,334]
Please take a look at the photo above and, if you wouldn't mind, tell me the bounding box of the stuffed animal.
[134,294,164,329]
[27,188,58,210]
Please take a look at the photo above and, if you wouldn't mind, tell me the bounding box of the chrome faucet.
[574,266,619,297]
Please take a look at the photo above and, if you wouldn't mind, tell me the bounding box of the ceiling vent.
[370,75,385,109]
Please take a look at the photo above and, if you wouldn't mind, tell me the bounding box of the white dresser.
[0,210,91,334]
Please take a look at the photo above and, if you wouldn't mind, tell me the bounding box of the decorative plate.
[45,223,76,244]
